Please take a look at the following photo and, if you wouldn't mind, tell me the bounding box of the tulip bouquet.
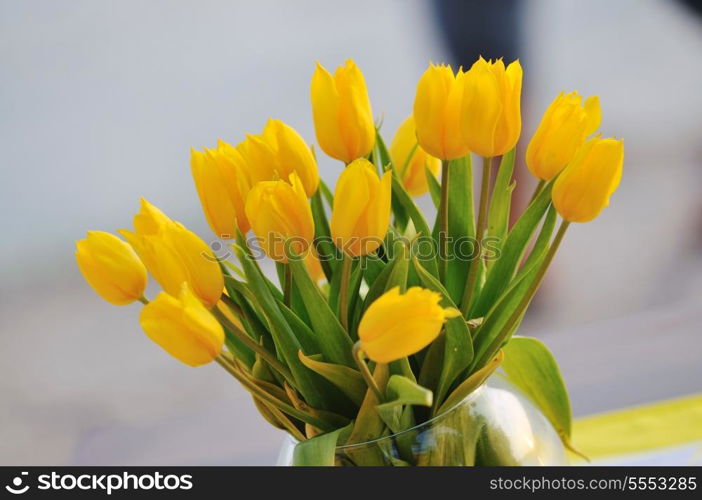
[76,58,623,466]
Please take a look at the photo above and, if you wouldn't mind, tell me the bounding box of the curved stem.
[212,305,294,383]
[338,254,352,331]
[460,156,493,317]
[438,159,450,282]
[215,355,333,432]
[352,342,384,402]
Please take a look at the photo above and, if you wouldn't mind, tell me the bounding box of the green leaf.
[362,239,409,310]
[516,205,557,281]
[362,254,386,289]
[233,241,325,409]
[470,248,547,370]
[298,351,366,406]
[286,246,355,368]
[373,130,410,231]
[319,178,334,208]
[311,188,338,280]
[437,350,504,415]
[501,336,572,439]
[426,166,441,209]
[343,363,390,465]
[471,182,552,318]
[442,155,475,305]
[376,375,433,433]
[412,258,473,406]
[379,375,433,408]
[276,299,320,355]
[486,148,516,249]
[292,424,351,466]
[390,175,439,278]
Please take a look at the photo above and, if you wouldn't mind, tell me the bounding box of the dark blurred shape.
[433,0,523,67]
[678,0,702,17]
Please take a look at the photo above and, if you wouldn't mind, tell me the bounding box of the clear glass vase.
[276,375,567,466]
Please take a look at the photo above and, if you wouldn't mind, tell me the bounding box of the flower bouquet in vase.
[76,57,623,466]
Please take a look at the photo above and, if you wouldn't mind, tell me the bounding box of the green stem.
[529,179,546,204]
[138,296,149,305]
[438,159,450,282]
[460,156,493,317]
[338,254,352,331]
[283,263,293,308]
[215,356,333,432]
[352,342,384,402]
[398,142,420,180]
[212,306,294,383]
[473,220,570,369]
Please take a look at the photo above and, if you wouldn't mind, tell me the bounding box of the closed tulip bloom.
[262,119,319,197]
[552,137,624,223]
[358,287,460,363]
[390,116,440,196]
[461,57,522,157]
[310,60,375,163]
[191,143,252,238]
[526,92,601,181]
[140,283,224,367]
[236,134,279,184]
[120,199,223,309]
[413,64,470,160]
[330,158,392,257]
[245,173,315,262]
[75,231,147,305]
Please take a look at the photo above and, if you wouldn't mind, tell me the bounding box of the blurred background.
[1,0,701,465]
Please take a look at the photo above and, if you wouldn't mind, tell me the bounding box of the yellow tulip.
[245,173,315,262]
[390,116,440,196]
[119,199,224,309]
[310,59,375,163]
[262,119,319,197]
[330,158,392,257]
[461,57,522,157]
[140,283,224,367]
[235,121,319,197]
[413,64,470,160]
[526,92,601,181]
[552,137,624,223]
[191,142,252,238]
[236,133,279,184]
[358,286,460,363]
[75,231,147,305]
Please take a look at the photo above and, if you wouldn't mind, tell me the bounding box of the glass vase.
[276,374,567,466]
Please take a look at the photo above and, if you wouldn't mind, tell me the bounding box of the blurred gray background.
[1,0,701,465]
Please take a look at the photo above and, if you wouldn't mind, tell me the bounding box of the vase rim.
[335,382,487,451]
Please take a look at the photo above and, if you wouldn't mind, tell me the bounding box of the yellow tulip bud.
[330,158,392,257]
[526,92,601,181]
[358,286,460,363]
[245,173,315,262]
[310,60,375,163]
[75,231,147,305]
[236,133,279,184]
[552,137,624,223]
[191,142,252,238]
[140,283,224,367]
[461,57,522,157]
[390,116,441,196]
[262,119,319,197]
[413,64,470,160]
[120,199,224,309]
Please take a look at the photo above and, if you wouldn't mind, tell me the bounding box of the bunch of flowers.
[76,58,623,466]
